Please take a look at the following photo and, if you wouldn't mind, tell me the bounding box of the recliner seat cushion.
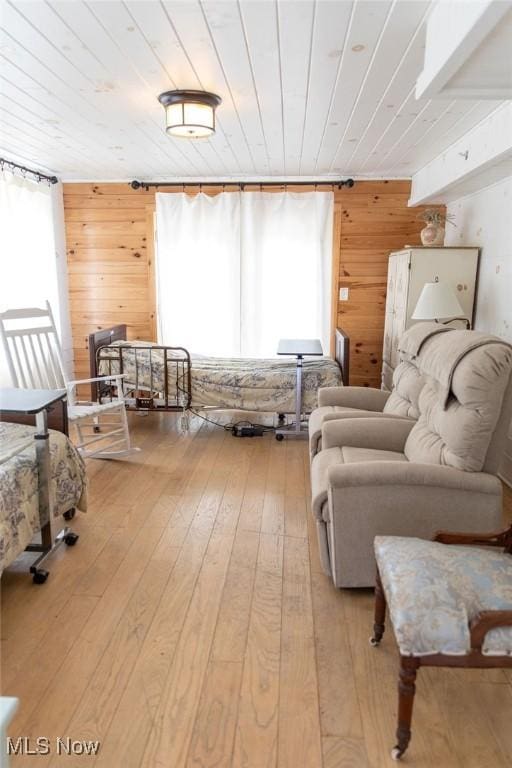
[405,341,512,472]
[310,446,407,522]
[341,447,408,464]
[309,406,400,457]
[375,535,512,656]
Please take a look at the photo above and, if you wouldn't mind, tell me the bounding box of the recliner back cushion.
[404,343,512,472]
[383,361,423,419]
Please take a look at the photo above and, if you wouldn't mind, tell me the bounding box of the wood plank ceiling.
[0,0,504,182]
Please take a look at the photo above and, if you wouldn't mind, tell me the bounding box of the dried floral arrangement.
[417,208,456,226]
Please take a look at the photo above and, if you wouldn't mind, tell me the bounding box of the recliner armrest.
[327,461,502,495]
[322,417,414,453]
[318,386,390,410]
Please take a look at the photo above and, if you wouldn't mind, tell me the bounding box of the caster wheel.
[93,426,101,433]
[63,509,76,521]
[391,747,403,761]
[369,636,380,647]
[275,434,284,442]
[64,532,79,546]
[32,569,49,585]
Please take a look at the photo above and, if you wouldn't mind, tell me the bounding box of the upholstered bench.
[371,528,512,760]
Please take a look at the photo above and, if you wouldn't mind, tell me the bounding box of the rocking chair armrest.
[434,526,512,547]
[67,375,126,387]
[470,610,512,651]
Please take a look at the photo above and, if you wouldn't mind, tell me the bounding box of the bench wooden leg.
[392,655,420,760]
[370,570,387,646]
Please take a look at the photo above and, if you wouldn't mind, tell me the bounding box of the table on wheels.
[275,338,323,441]
[0,388,79,583]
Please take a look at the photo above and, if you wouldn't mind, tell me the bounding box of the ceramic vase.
[420,223,445,246]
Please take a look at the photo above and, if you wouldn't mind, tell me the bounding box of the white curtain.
[0,172,71,385]
[155,190,333,358]
[241,192,333,357]
[155,192,241,356]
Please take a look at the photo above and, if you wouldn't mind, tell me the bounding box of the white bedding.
[0,423,87,573]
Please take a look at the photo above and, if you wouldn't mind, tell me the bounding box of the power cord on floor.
[186,408,294,436]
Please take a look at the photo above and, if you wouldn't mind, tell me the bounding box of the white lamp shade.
[412,282,465,321]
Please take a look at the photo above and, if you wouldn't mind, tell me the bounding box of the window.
[0,171,71,385]
[155,191,333,358]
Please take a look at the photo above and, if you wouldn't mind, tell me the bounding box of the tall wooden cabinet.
[382,246,479,390]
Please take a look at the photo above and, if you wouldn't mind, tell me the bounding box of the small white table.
[275,338,323,441]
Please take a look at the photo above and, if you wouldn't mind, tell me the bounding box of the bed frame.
[89,325,192,411]
[88,325,350,412]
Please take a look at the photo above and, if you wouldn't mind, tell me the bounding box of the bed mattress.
[0,423,87,573]
[98,341,342,413]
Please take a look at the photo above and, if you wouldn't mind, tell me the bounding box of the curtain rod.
[130,178,355,191]
[0,157,58,185]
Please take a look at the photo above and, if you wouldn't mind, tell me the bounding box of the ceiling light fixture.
[157,89,222,138]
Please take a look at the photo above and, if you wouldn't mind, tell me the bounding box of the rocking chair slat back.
[1,302,139,461]
[0,302,67,390]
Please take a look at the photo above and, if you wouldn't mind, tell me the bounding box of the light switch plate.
[339,287,349,301]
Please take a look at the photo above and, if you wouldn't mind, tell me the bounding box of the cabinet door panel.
[386,254,397,307]
[383,311,394,366]
[381,361,394,392]
[394,251,410,310]
[391,307,406,369]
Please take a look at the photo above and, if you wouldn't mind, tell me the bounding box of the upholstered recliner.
[310,330,512,587]
[309,323,453,459]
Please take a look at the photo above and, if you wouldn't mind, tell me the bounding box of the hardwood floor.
[2,413,512,767]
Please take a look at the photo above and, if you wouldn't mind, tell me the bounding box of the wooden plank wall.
[333,180,443,387]
[63,181,439,388]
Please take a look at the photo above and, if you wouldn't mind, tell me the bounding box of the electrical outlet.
[339,287,349,301]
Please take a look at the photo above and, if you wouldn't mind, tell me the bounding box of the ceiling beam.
[409,102,512,204]
[416,0,512,100]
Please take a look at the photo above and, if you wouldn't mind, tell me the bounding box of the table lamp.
[412,279,470,328]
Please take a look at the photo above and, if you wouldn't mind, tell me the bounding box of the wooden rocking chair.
[0,302,139,460]
[371,525,512,760]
